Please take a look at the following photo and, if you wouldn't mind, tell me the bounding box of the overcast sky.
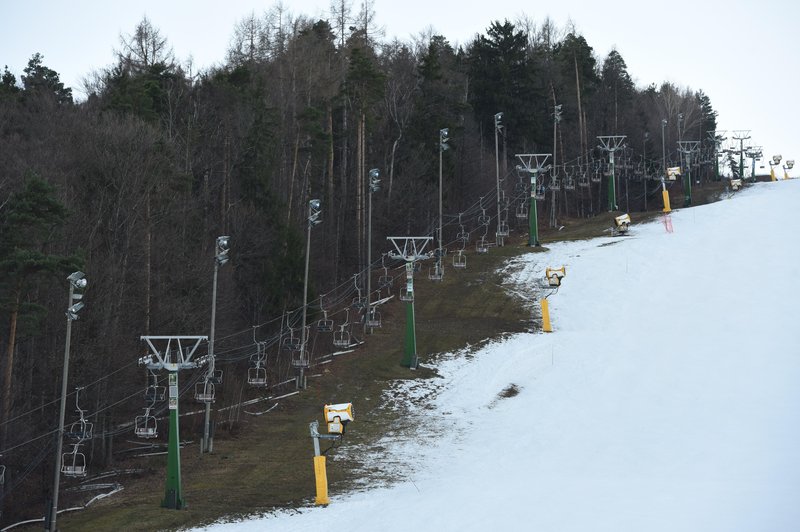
[3,0,797,162]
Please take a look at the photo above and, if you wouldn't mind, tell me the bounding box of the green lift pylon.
[515,153,551,247]
[139,336,208,510]
[387,237,432,369]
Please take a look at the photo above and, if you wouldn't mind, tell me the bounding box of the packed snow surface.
[196,181,800,532]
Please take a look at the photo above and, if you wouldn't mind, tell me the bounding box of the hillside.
[36,180,762,532]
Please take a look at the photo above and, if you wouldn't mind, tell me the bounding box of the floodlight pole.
[436,129,448,280]
[677,141,700,207]
[494,113,504,246]
[48,272,86,532]
[202,236,229,453]
[387,237,432,369]
[551,104,562,228]
[597,135,627,211]
[140,336,208,510]
[365,171,380,333]
[298,200,320,388]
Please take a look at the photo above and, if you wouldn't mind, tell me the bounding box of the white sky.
[3,0,798,160]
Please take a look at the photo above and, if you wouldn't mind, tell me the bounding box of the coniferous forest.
[0,2,719,524]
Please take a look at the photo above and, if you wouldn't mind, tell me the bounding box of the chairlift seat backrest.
[333,328,351,348]
[453,252,466,269]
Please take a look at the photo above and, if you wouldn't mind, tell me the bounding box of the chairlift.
[209,369,223,385]
[134,412,158,439]
[497,221,510,237]
[549,175,561,191]
[516,203,528,219]
[333,310,352,347]
[317,310,334,332]
[366,307,382,328]
[65,387,93,440]
[61,445,87,477]
[533,184,546,200]
[591,162,602,183]
[194,380,215,403]
[282,329,301,351]
[564,168,576,190]
[429,260,444,281]
[247,366,268,387]
[453,250,466,269]
[67,419,93,441]
[476,237,489,254]
[145,384,166,402]
[291,349,310,368]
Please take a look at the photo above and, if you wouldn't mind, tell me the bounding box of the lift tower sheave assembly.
[139,335,208,510]
[597,135,627,211]
[387,236,432,369]
[515,153,551,247]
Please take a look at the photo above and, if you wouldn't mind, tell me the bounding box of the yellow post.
[661,189,671,213]
[541,298,552,332]
[770,167,777,181]
[313,455,330,505]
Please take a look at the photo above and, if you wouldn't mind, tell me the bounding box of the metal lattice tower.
[387,236,432,368]
[516,154,551,246]
[139,335,208,510]
[597,135,627,211]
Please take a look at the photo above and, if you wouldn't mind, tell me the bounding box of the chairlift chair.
[516,203,528,219]
[134,412,158,438]
[145,384,166,402]
[366,308,382,328]
[497,221,510,237]
[399,287,414,302]
[194,381,215,403]
[333,325,351,348]
[591,163,602,183]
[247,366,268,387]
[290,349,310,368]
[476,237,489,254]
[67,419,93,441]
[533,184,546,200]
[281,330,300,351]
[429,261,444,281]
[477,211,490,226]
[317,311,334,332]
[61,446,87,477]
[549,175,561,191]
[209,369,223,385]
[453,250,466,269]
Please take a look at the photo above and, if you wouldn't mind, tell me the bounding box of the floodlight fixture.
[215,235,231,265]
[494,112,503,130]
[369,169,381,192]
[440,128,449,151]
[67,271,86,290]
[66,302,84,321]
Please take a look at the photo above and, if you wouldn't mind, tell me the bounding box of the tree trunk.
[1,286,21,448]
